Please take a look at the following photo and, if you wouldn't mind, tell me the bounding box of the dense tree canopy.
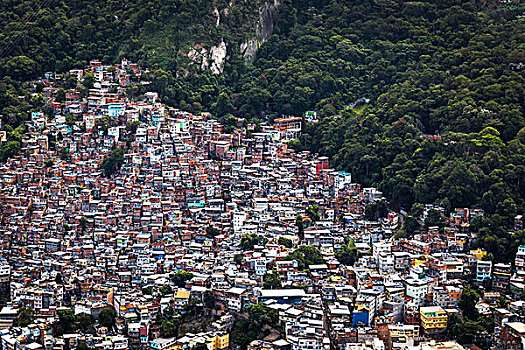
[263,270,282,289]
[55,309,77,335]
[0,0,264,78]
[335,238,358,266]
[278,237,293,248]
[279,0,525,260]
[240,233,268,250]
[170,270,194,287]
[449,284,494,346]
[14,307,35,327]
[286,245,325,271]
[101,148,125,177]
[364,201,388,221]
[98,307,116,330]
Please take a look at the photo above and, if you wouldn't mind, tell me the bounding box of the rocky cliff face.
[240,0,281,64]
[185,0,280,74]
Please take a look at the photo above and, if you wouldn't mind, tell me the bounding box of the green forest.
[0,0,524,259]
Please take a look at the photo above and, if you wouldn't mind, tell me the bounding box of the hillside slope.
[0,0,277,156]
[263,0,523,260]
[0,0,524,258]
[0,0,275,75]
[157,0,525,258]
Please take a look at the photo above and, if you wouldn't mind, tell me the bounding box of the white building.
[405,279,430,307]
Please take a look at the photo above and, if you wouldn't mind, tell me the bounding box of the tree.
[94,116,117,135]
[411,203,424,218]
[338,213,347,230]
[231,318,258,348]
[458,284,480,321]
[286,245,325,271]
[56,88,66,103]
[240,234,263,250]
[4,56,39,81]
[82,73,96,89]
[170,271,194,287]
[234,254,243,265]
[425,209,445,227]
[65,113,77,126]
[56,309,76,335]
[278,237,293,248]
[364,201,388,221]
[220,114,237,133]
[335,240,358,266]
[76,313,94,333]
[142,286,154,295]
[0,141,21,162]
[59,147,70,161]
[203,290,215,309]
[205,226,220,238]
[98,307,116,330]
[497,295,509,308]
[448,313,464,339]
[192,102,202,114]
[163,306,174,318]
[125,121,140,136]
[296,214,304,240]
[403,216,419,236]
[79,216,88,232]
[263,271,282,289]
[101,148,125,177]
[14,307,35,327]
[248,303,279,328]
[64,74,78,89]
[306,205,320,222]
[26,204,35,218]
[161,319,178,338]
[213,92,233,117]
[160,285,173,295]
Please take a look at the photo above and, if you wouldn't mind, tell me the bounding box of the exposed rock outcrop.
[209,40,227,74]
[185,0,280,74]
[241,0,280,64]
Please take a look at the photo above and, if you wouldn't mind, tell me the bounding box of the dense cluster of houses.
[0,60,524,350]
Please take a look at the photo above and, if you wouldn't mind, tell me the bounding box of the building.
[516,248,525,274]
[206,333,229,350]
[419,306,447,336]
[476,260,492,283]
[274,117,301,139]
[148,337,177,350]
[258,289,306,304]
[500,322,525,350]
[405,279,429,307]
[387,324,420,350]
[493,263,512,293]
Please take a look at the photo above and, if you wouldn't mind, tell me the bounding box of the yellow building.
[173,290,191,310]
[170,333,229,350]
[387,324,420,350]
[414,257,428,267]
[470,248,487,260]
[420,306,448,334]
[207,333,229,350]
[388,324,420,338]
